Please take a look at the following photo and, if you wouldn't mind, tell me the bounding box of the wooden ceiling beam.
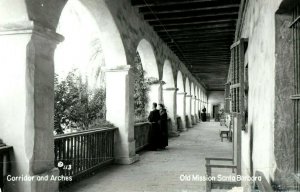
[161,32,234,40]
[154,23,235,32]
[149,15,238,26]
[154,21,236,31]
[144,10,239,21]
[158,29,235,37]
[139,3,240,14]
[166,37,233,44]
[132,0,239,7]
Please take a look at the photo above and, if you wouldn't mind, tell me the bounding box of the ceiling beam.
[139,3,240,14]
[148,15,238,26]
[132,0,239,7]
[158,29,236,37]
[144,10,239,21]
[154,23,236,32]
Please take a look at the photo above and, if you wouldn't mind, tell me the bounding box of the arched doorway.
[54,0,108,134]
[162,60,178,136]
[176,71,187,131]
[135,39,159,118]
[185,78,192,128]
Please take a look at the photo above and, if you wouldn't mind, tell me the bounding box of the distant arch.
[162,60,175,88]
[137,39,159,78]
[185,78,191,95]
[177,71,184,92]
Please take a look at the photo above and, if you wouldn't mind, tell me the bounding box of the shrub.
[54,70,110,134]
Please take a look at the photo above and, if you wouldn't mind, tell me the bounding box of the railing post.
[206,164,212,192]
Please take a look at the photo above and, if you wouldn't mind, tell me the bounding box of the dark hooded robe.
[148,109,161,150]
[159,109,168,149]
[201,107,207,122]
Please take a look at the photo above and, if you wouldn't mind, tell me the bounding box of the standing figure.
[148,102,161,150]
[158,104,168,149]
[202,107,207,122]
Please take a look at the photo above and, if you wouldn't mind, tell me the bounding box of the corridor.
[62,122,232,192]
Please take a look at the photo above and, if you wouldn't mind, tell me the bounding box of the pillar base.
[31,168,59,192]
[169,131,180,137]
[114,154,140,165]
[179,128,188,132]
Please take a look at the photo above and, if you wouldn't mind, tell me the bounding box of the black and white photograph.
[0,0,299,191]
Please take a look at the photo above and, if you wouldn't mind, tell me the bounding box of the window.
[230,39,247,114]
[225,82,231,113]
[230,39,247,130]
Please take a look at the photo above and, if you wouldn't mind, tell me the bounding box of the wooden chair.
[254,171,274,192]
[219,128,230,142]
[205,157,239,192]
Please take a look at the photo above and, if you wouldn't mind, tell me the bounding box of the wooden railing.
[254,171,274,192]
[0,143,13,191]
[134,122,151,152]
[205,157,238,192]
[54,127,116,184]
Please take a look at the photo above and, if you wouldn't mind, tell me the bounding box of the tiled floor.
[62,122,232,192]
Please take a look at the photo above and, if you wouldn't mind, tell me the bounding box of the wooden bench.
[0,143,13,191]
[219,129,230,142]
[205,157,239,192]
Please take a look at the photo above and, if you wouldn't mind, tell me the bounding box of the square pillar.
[0,22,62,192]
[191,96,196,125]
[185,95,193,128]
[177,92,187,131]
[105,66,139,164]
[163,88,180,137]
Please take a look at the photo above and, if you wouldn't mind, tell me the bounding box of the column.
[191,96,196,125]
[163,88,180,137]
[185,95,193,128]
[0,22,62,192]
[194,96,199,123]
[177,92,187,131]
[197,98,201,122]
[106,66,139,164]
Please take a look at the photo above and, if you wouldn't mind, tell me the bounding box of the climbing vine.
[133,52,150,122]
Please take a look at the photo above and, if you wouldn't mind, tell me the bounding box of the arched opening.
[54,0,110,134]
[162,60,177,134]
[162,60,175,89]
[134,39,159,121]
[132,52,149,122]
[137,39,159,79]
[190,82,196,125]
[185,78,192,128]
[176,71,186,131]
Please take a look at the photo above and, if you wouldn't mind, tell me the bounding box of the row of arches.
[0,0,208,191]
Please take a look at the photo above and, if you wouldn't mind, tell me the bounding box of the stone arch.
[162,60,175,88]
[185,78,191,95]
[176,71,184,92]
[176,71,186,130]
[185,78,192,128]
[73,0,127,68]
[137,39,159,78]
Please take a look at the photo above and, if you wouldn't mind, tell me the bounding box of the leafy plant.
[54,69,110,134]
